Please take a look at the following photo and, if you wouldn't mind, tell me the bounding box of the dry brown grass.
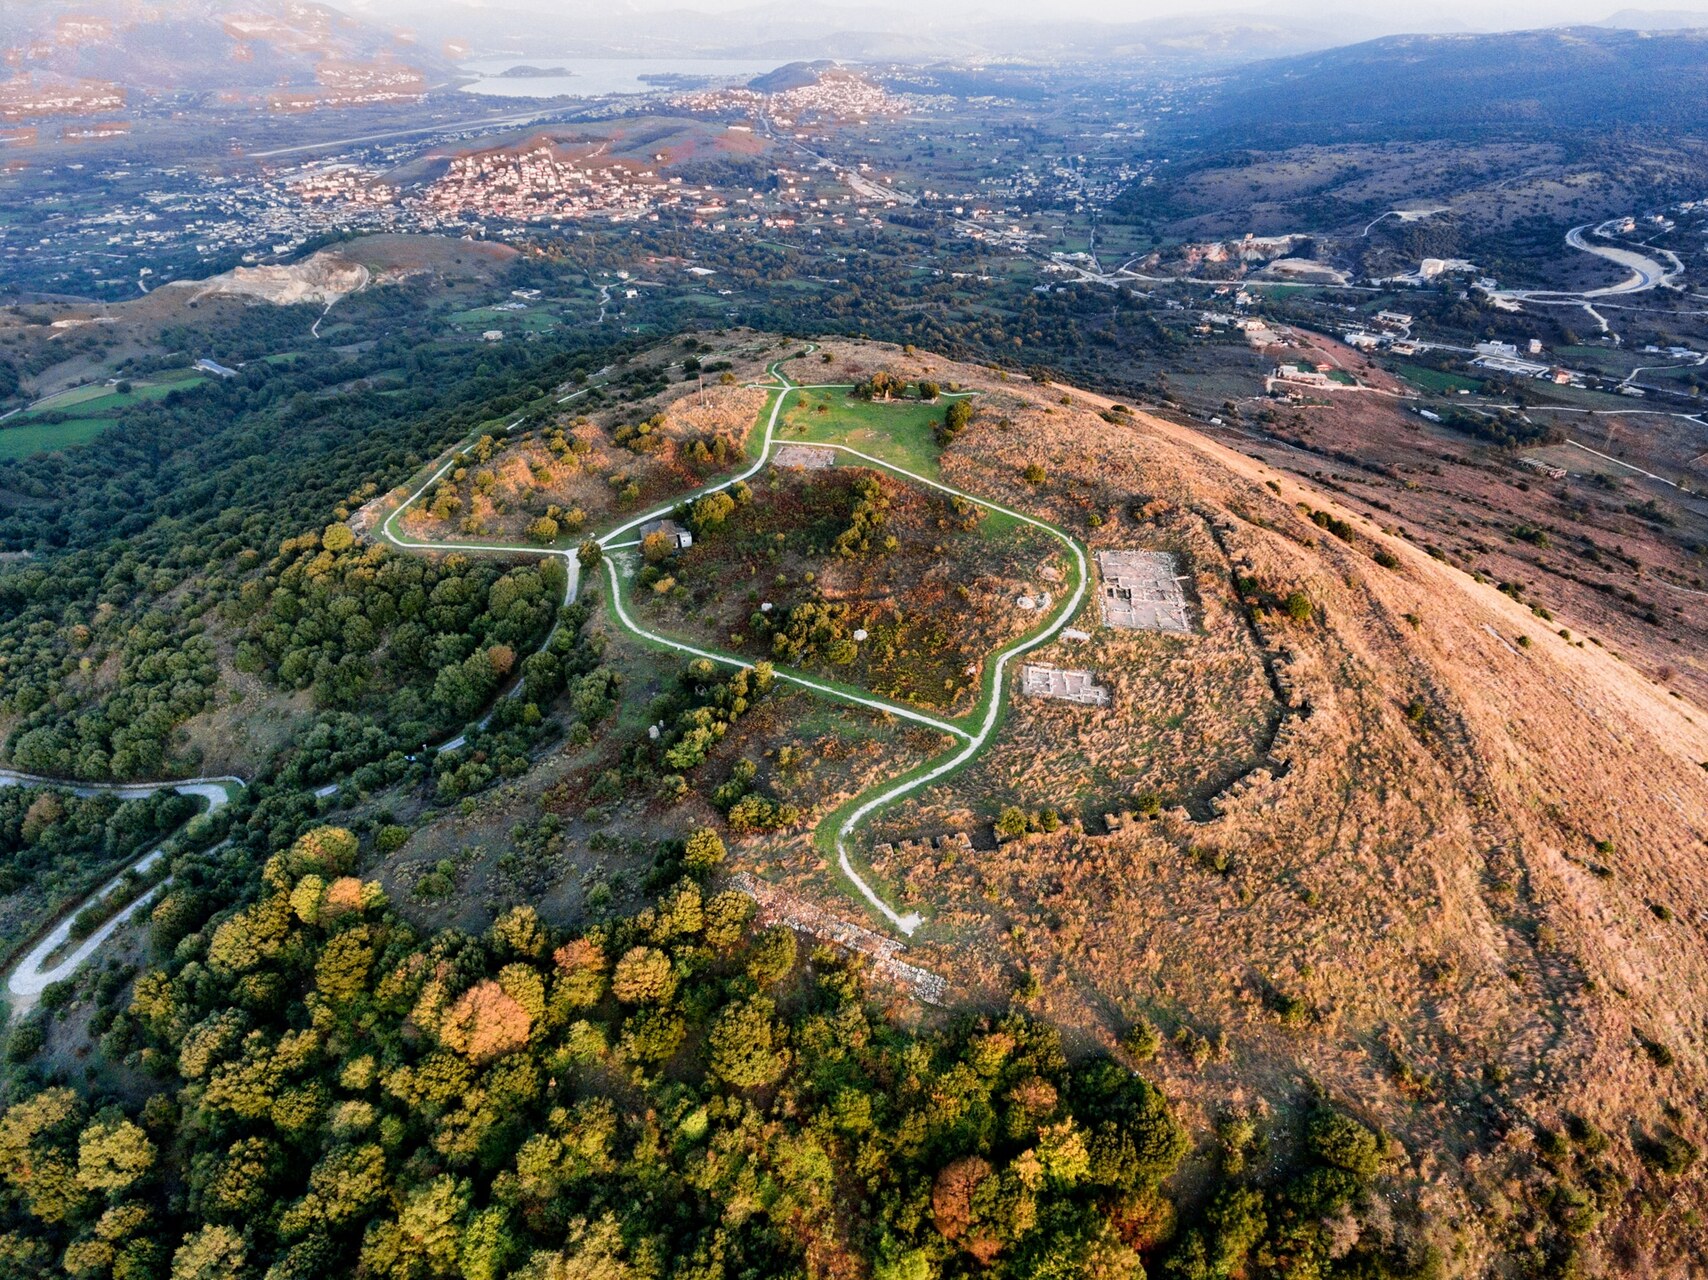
[352,334,1708,1266]
[1222,390,1708,705]
[737,341,1708,1269]
[400,338,774,544]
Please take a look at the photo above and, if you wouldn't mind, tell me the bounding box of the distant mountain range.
[356,0,1463,68]
[1594,9,1708,29]
[1178,25,1708,145]
[0,0,456,97]
[9,0,1708,112]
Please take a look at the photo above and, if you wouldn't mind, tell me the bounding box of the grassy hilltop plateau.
[1,16,1708,1279]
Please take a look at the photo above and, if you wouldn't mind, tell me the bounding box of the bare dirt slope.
[169,249,370,307]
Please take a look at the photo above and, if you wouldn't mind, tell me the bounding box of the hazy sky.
[348,0,1700,32]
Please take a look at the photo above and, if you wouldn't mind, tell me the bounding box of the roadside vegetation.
[0,787,195,962]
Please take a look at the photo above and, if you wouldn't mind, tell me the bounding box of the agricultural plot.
[448,305,560,334]
[1393,363,1484,394]
[0,369,209,459]
[0,417,114,460]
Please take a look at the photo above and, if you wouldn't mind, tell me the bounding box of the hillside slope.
[1183,26,1708,145]
[0,0,452,99]
[758,340,1708,1269]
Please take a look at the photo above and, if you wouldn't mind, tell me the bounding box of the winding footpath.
[379,345,1091,934]
[587,355,1089,932]
[8,346,1090,982]
[1,771,242,1014]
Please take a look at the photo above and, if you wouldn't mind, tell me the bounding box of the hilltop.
[0,0,454,105]
[1181,26,1708,145]
[0,328,1704,1271]
[365,334,1708,1267]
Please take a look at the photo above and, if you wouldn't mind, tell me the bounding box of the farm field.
[1392,362,1483,393]
[0,368,210,458]
[0,417,113,459]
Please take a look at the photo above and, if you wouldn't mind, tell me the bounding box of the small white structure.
[640,519,693,550]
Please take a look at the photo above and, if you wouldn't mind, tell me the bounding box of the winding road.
[1498,221,1685,305]
[1,771,242,1014]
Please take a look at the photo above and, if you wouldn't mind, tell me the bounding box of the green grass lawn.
[448,307,558,332]
[1394,363,1483,394]
[0,417,114,459]
[779,392,952,478]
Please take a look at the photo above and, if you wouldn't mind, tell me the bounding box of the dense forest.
[0,825,1427,1280]
[0,310,624,785]
[0,787,196,958]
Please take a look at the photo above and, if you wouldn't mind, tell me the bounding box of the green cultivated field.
[0,417,115,459]
[1394,363,1483,393]
[448,306,559,333]
[2,369,208,459]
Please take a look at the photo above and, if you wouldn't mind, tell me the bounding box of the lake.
[458,57,782,100]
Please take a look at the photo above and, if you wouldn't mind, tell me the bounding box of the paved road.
[1500,222,1685,303]
[1,772,241,1014]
